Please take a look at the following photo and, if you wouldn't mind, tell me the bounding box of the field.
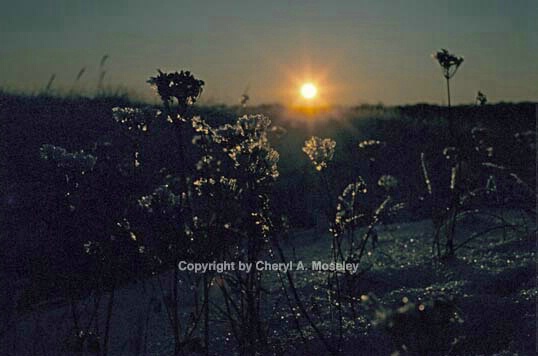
[0,86,536,355]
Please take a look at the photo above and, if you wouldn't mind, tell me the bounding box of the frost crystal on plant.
[378,175,398,190]
[302,136,336,171]
[334,178,368,235]
[40,144,97,172]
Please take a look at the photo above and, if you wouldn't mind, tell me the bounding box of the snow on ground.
[1,215,535,355]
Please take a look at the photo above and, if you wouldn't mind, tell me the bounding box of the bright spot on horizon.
[300,83,317,100]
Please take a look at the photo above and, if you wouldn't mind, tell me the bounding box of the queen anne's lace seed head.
[333,178,368,236]
[147,70,204,107]
[302,136,336,171]
[358,139,383,150]
[112,107,153,133]
[40,144,97,173]
[378,175,398,191]
[358,139,386,161]
[432,49,464,79]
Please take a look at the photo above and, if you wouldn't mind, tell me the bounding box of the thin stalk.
[446,77,453,140]
[102,281,116,356]
[203,274,209,355]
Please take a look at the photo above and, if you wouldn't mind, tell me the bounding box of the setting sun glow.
[300,83,317,99]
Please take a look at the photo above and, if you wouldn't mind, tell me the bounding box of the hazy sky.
[1,0,537,105]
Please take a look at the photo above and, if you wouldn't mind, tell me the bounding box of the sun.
[300,83,317,99]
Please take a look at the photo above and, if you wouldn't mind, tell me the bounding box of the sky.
[1,0,537,105]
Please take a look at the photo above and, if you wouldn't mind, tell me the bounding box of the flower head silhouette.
[432,49,464,79]
[476,91,487,106]
[148,70,204,107]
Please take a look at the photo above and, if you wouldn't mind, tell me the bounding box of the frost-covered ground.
[1,215,535,355]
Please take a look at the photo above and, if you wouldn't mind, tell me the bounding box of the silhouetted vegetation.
[0,63,535,355]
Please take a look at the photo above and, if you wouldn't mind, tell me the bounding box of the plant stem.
[446,77,453,140]
[103,281,115,356]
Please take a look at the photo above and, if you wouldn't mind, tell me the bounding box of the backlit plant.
[302,136,336,171]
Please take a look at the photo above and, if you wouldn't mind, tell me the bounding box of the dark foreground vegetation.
[0,70,536,355]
